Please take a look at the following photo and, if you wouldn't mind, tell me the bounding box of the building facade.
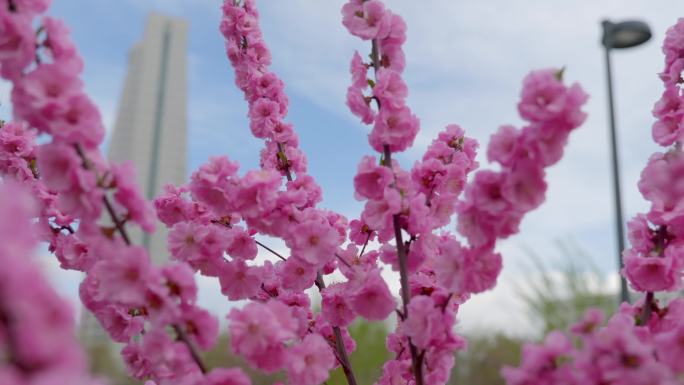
[108,13,187,263]
[80,13,188,352]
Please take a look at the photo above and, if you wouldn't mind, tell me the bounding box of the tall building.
[80,13,188,352]
[108,13,188,264]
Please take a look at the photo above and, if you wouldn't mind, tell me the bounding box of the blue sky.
[16,0,684,335]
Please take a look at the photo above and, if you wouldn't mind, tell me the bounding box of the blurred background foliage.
[84,242,617,385]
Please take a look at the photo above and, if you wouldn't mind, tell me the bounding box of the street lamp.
[601,19,651,304]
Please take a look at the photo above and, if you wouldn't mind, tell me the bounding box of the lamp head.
[602,20,652,49]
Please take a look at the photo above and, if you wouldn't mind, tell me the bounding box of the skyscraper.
[80,13,188,353]
[108,13,187,263]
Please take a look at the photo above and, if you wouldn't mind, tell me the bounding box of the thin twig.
[173,324,208,374]
[374,37,424,382]
[358,231,371,259]
[255,240,287,261]
[335,253,353,269]
[277,142,294,182]
[640,292,654,324]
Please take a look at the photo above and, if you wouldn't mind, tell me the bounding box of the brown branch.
[173,324,208,374]
[315,273,358,385]
[640,292,654,324]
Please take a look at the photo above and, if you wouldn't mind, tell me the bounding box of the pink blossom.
[188,156,239,216]
[161,263,197,304]
[354,155,393,200]
[52,232,94,271]
[168,222,203,263]
[179,305,219,350]
[350,269,395,320]
[12,63,82,132]
[321,283,357,327]
[154,184,192,227]
[348,218,375,245]
[502,331,575,385]
[517,68,588,126]
[219,260,262,300]
[278,256,317,292]
[651,87,684,146]
[466,170,511,215]
[248,98,281,139]
[433,235,466,292]
[285,173,322,207]
[198,224,230,261]
[225,226,257,261]
[314,319,357,357]
[622,247,680,292]
[0,10,34,80]
[362,187,401,232]
[463,247,502,294]
[251,72,286,107]
[286,215,340,267]
[346,85,375,124]
[111,161,156,232]
[43,17,83,69]
[341,0,391,40]
[501,161,547,212]
[10,0,50,15]
[91,246,154,306]
[654,323,684,372]
[205,368,251,385]
[233,169,280,219]
[50,92,104,148]
[35,141,81,192]
[286,334,336,385]
[374,68,408,109]
[406,192,431,235]
[570,308,605,336]
[95,305,145,343]
[227,300,298,372]
[378,40,405,73]
[401,296,443,349]
[638,151,684,223]
[369,105,419,153]
[382,13,407,47]
[0,183,106,385]
[350,51,368,89]
[487,125,520,166]
[138,329,199,379]
[626,215,656,254]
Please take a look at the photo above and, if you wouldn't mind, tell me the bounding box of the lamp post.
[601,20,651,303]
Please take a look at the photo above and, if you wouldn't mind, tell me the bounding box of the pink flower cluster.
[0,2,255,384]
[219,0,305,177]
[504,301,684,385]
[622,18,684,293]
[504,18,684,385]
[341,1,587,384]
[457,69,588,250]
[0,182,101,385]
[343,0,417,152]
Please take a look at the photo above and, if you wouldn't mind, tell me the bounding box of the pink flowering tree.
[502,19,684,385]
[9,0,683,385]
